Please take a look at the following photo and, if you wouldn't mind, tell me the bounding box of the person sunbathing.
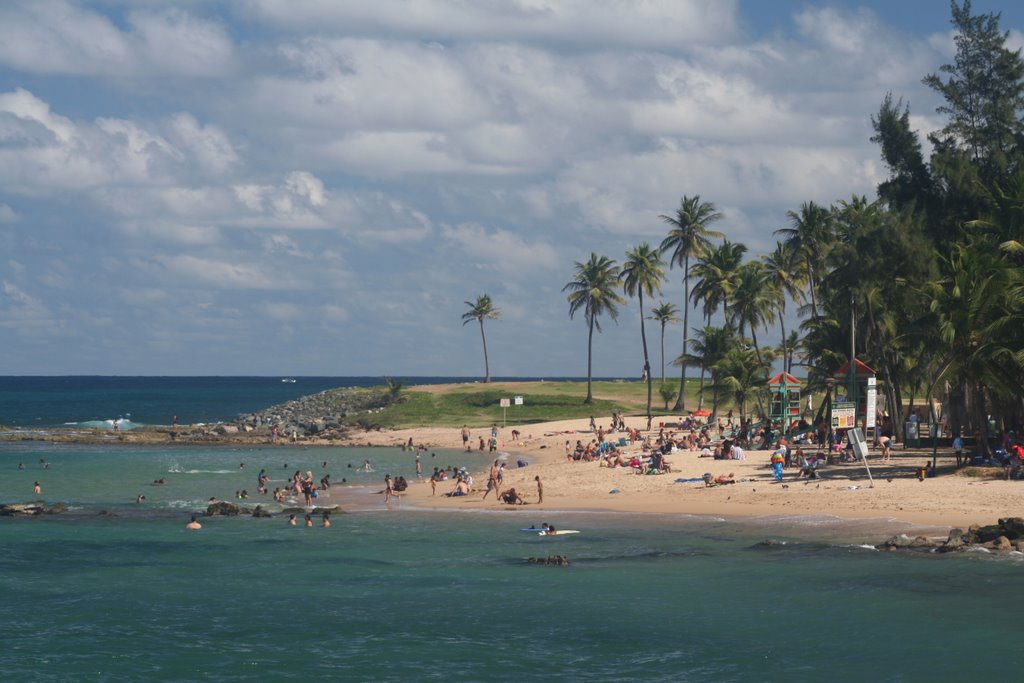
[703,472,736,486]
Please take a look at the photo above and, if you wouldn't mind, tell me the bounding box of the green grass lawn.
[361,380,713,429]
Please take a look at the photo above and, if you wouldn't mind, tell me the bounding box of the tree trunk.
[778,305,787,375]
[638,290,652,423]
[806,257,818,319]
[697,311,710,410]
[585,314,595,404]
[478,318,491,383]
[660,323,666,385]
[673,255,690,412]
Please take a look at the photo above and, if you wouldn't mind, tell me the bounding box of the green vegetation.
[351,381,706,429]
[557,2,1024,452]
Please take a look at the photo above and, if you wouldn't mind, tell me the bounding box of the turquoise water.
[2,442,1024,680]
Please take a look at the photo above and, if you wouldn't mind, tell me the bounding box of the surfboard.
[537,530,580,536]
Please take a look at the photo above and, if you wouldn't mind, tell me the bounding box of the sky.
[1,0,1022,378]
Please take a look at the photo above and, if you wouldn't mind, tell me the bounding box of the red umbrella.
[692,409,711,417]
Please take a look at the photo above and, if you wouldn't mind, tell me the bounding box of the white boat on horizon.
[281,377,297,383]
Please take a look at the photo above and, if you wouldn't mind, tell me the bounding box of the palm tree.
[690,239,746,407]
[461,294,500,383]
[730,261,777,368]
[564,253,625,404]
[659,195,725,411]
[649,302,679,384]
[684,325,736,419]
[762,241,804,374]
[622,243,665,423]
[712,345,768,424]
[690,239,747,325]
[774,201,833,319]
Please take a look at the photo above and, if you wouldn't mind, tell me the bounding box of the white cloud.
[156,255,281,290]
[0,88,241,192]
[247,0,740,48]
[0,1,236,76]
[0,204,18,223]
[440,222,559,273]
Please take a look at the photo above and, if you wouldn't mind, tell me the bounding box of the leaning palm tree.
[622,243,666,423]
[461,294,500,383]
[649,302,679,384]
[564,253,625,404]
[659,195,725,411]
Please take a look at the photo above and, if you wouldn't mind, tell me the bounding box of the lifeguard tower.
[767,371,802,433]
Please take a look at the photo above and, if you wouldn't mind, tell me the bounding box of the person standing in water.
[186,516,202,530]
[415,453,422,479]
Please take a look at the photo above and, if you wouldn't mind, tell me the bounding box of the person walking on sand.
[482,460,500,500]
[535,475,544,504]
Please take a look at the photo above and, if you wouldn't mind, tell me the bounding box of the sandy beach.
[338,417,1024,529]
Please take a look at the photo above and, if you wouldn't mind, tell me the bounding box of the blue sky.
[1,1,1021,377]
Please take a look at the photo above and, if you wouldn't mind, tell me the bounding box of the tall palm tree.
[564,253,625,404]
[730,261,777,368]
[774,201,833,319]
[690,239,746,407]
[622,243,665,423]
[659,195,725,411]
[649,302,679,384]
[762,241,804,374]
[461,294,500,382]
[690,239,747,326]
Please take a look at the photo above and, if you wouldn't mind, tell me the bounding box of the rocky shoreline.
[878,517,1024,554]
[0,385,398,446]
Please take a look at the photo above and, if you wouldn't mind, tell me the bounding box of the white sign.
[849,427,868,460]
[866,377,877,429]
[499,398,511,408]
[832,402,856,429]
[514,396,524,406]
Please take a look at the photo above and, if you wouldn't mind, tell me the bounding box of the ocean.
[1,378,1023,681]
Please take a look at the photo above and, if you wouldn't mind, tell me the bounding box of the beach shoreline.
[4,415,1020,531]
[332,416,1023,531]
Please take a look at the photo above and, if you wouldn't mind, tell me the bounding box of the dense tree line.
[559,1,1024,447]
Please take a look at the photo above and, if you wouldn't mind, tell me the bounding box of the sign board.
[849,427,868,460]
[514,396,524,406]
[866,378,877,429]
[499,398,511,408]
[832,401,856,429]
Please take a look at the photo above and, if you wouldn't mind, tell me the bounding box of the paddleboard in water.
[537,530,579,536]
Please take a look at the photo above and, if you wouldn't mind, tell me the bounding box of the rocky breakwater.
[236,386,395,439]
[878,517,1024,554]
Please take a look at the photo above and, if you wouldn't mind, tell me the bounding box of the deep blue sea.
[1,378,1023,681]
[0,376,612,428]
